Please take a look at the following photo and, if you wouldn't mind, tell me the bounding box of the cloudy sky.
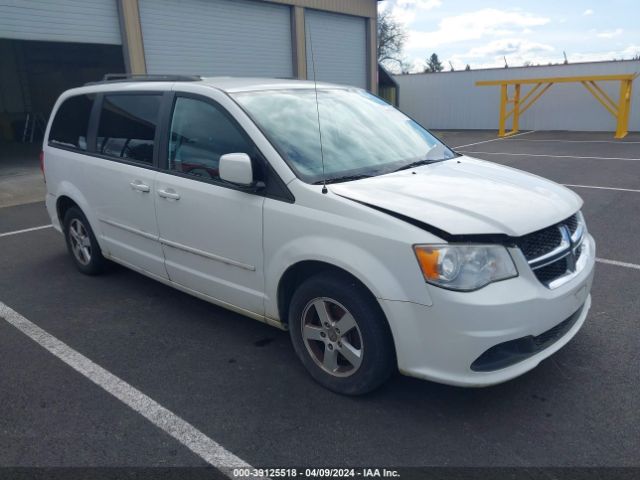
[378,0,640,71]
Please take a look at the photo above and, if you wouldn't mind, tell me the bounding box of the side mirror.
[219,153,253,186]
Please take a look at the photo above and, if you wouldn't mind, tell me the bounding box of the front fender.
[264,235,433,320]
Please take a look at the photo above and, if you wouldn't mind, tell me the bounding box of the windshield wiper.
[313,174,373,185]
[392,158,444,172]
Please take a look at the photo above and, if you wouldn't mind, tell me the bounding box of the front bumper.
[380,234,595,387]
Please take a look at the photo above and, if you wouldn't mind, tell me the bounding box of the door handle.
[157,188,181,200]
[130,180,150,193]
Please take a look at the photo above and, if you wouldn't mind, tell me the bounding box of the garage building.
[0,0,378,146]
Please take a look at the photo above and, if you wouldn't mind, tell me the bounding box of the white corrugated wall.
[395,61,640,132]
[305,9,367,89]
[0,0,121,45]
[139,0,293,78]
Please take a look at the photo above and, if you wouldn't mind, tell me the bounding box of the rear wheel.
[288,272,395,395]
[63,207,106,275]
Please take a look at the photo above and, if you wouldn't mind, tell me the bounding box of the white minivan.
[43,75,595,394]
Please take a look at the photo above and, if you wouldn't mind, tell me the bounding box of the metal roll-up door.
[305,9,367,89]
[0,0,121,45]
[139,0,293,78]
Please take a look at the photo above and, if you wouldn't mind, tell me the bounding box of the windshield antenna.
[308,27,328,194]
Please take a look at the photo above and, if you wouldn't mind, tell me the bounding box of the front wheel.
[288,272,395,395]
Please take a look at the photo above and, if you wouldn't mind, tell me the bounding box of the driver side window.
[168,97,253,181]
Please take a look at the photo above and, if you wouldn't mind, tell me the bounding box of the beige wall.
[117,0,378,91]
[267,0,376,18]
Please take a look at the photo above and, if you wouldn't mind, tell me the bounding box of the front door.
[155,95,265,315]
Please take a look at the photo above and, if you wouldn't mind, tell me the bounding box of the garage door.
[305,10,367,89]
[0,0,121,45]
[139,0,293,78]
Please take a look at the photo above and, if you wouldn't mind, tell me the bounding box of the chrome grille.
[517,213,585,288]
[518,224,563,261]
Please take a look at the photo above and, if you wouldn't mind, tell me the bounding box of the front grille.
[565,214,578,234]
[534,257,569,284]
[517,225,563,261]
[470,303,584,372]
[516,213,582,287]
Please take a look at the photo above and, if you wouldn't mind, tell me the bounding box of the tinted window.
[49,95,93,151]
[97,94,161,165]
[168,97,253,181]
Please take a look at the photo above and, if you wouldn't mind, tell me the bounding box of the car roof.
[198,76,351,93]
[75,76,354,96]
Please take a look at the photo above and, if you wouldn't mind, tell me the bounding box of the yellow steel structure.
[476,73,638,139]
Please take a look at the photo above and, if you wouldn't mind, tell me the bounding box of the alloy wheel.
[301,297,364,377]
[69,218,92,266]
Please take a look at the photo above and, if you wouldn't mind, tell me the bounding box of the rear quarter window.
[48,94,94,151]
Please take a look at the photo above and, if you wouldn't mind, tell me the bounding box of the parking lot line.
[563,184,640,193]
[457,150,640,161]
[0,224,52,238]
[0,301,263,479]
[504,139,640,145]
[596,257,640,270]
[451,130,536,149]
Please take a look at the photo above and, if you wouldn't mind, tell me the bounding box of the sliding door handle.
[130,180,150,193]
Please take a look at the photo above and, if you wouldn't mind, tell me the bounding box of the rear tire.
[288,272,395,395]
[63,207,107,275]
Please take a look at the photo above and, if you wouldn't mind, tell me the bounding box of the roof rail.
[85,73,201,85]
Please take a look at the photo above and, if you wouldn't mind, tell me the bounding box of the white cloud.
[381,0,442,26]
[396,0,442,10]
[463,39,554,58]
[405,9,550,50]
[583,9,594,16]
[597,28,623,38]
[448,39,554,69]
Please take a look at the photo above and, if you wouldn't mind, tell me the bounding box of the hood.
[331,156,582,237]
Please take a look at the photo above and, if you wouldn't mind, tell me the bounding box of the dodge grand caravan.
[43,75,595,395]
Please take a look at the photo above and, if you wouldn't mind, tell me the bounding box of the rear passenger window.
[97,94,161,165]
[49,95,93,151]
[168,97,253,181]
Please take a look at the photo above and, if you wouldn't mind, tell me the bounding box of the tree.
[377,9,407,71]
[400,58,415,74]
[424,53,443,73]
[465,64,471,71]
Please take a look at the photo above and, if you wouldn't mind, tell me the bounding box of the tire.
[288,272,395,395]
[63,206,107,275]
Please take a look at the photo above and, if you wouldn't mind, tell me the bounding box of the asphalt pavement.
[0,131,639,474]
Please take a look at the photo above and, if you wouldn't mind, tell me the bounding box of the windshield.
[232,88,456,183]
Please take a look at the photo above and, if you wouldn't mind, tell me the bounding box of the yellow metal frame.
[476,74,638,139]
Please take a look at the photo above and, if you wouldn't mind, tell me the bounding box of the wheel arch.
[277,260,383,328]
[52,183,104,249]
[56,195,80,224]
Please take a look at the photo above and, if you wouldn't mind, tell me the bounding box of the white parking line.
[0,301,264,479]
[458,150,640,161]
[504,139,640,145]
[0,224,53,238]
[563,184,640,193]
[451,130,536,149]
[596,258,640,271]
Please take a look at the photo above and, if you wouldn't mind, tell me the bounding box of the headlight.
[413,244,518,291]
